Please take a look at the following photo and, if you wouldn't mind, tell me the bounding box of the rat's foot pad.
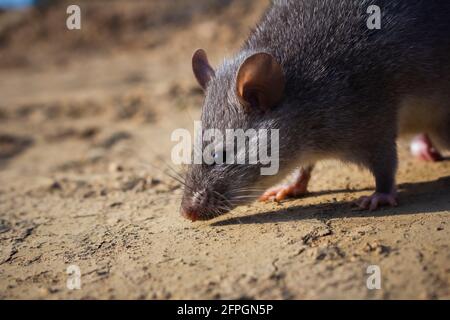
[259,169,311,202]
[356,192,398,211]
[410,133,443,162]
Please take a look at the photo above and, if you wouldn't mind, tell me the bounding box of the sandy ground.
[0,0,449,299]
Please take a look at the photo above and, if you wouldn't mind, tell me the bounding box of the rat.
[180,0,450,221]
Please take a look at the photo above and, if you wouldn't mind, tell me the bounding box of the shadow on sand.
[212,175,450,226]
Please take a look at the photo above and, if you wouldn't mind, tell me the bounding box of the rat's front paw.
[356,192,398,211]
[260,167,312,202]
[259,182,308,202]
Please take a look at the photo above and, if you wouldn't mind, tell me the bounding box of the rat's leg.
[259,164,314,202]
[356,142,398,211]
[410,133,443,162]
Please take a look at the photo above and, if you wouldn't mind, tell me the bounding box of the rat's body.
[181,0,450,221]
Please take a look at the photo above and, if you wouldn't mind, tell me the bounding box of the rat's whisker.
[231,187,266,192]
[212,191,234,209]
[121,145,187,185]
[232,189,265,193]
[229,195,259,200]
[157,158,185,181]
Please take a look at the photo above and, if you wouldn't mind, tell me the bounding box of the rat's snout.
[180,188,231,221]
[180,189,209,222]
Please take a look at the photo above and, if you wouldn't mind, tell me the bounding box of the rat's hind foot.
[410,133,443,162]
[259,166,312,202]
[356,192,398,211]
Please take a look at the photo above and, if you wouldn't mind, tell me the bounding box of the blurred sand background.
[0,0,449,299]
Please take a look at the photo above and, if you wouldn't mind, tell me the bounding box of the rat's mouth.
[181,210,201,222]
[180,206,231,222]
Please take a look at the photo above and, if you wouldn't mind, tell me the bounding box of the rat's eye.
[213,149,226,165]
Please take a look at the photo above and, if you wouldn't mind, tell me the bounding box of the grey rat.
[180,0,450,221]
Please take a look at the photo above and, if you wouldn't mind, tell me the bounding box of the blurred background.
[0,0,267,177]
[1,0,448,300]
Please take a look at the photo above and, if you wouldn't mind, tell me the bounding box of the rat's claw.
[356,192,398,211]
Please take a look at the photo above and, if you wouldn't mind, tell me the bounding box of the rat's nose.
[181,209,199,222]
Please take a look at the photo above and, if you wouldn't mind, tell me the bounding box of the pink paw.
[259,183,308,202]
[356,192,398,211]
[410,134,443,162]
[260,168,312,202]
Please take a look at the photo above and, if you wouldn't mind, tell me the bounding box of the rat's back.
[246,0,450,85]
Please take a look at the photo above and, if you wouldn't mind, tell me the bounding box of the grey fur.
[181,0,450,220]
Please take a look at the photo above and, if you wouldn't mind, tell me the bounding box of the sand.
[0,0,449,299]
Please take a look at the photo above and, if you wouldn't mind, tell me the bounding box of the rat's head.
[180,49,286,221]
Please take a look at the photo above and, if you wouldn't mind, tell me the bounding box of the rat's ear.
[192,49,215,90]
[236,52,285,112]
